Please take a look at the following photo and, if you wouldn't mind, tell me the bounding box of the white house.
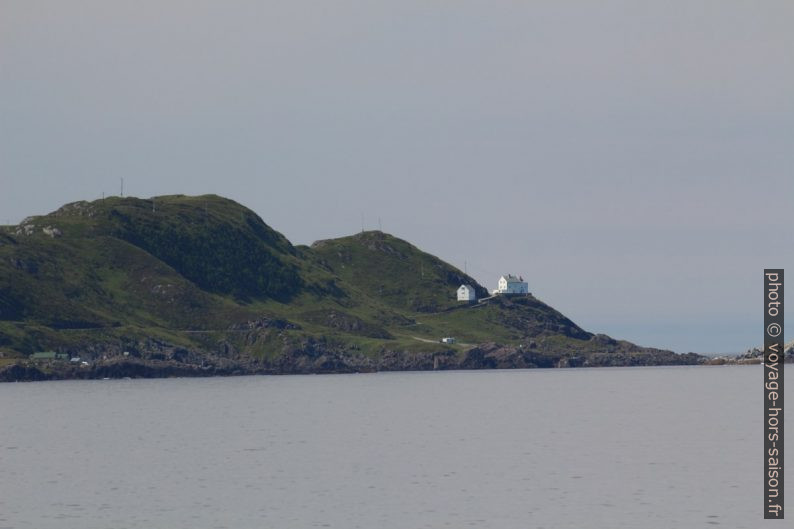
[457,284,476,302]
[494,274,528,295]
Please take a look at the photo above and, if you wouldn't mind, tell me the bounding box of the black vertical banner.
[764,269,784,519]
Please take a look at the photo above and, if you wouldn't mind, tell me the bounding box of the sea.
[0,365,787,529]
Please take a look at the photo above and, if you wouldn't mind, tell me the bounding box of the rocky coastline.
[0,340,705,383]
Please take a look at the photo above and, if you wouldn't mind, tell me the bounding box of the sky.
[1,1,792,354]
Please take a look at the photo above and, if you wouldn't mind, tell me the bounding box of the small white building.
[457,284,476,302]
[494,274,528,295]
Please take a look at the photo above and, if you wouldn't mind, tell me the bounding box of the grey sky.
[2,1,792,353]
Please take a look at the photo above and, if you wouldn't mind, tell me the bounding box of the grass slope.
[309,231,488,313]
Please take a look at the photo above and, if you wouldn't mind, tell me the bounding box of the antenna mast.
[120,178,124,197]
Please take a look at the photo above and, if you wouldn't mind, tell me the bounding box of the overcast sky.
[2,1,792,353]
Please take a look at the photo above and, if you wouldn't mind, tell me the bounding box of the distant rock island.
[0,194,703,381]
[706,340,794,365]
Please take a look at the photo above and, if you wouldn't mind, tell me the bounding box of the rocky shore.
[0,340,705,383]
[704,340,794,365]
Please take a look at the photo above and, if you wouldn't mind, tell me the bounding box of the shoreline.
[0,345,708,382]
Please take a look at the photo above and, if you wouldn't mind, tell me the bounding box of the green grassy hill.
[309,231,489,313]
[0,194,702,380]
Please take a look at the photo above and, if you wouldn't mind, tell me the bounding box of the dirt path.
[394,334,477,348]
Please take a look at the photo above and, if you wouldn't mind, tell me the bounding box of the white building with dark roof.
[457,284,476,302]
[494,274,528,295]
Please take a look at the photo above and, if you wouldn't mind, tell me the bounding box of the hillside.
[0,195,703,381]
[309,231,489,313]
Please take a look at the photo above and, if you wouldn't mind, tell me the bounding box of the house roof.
[500,274,524,283]
[458,284,473,290]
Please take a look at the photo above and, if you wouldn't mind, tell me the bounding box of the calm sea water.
[0,366,788,529]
